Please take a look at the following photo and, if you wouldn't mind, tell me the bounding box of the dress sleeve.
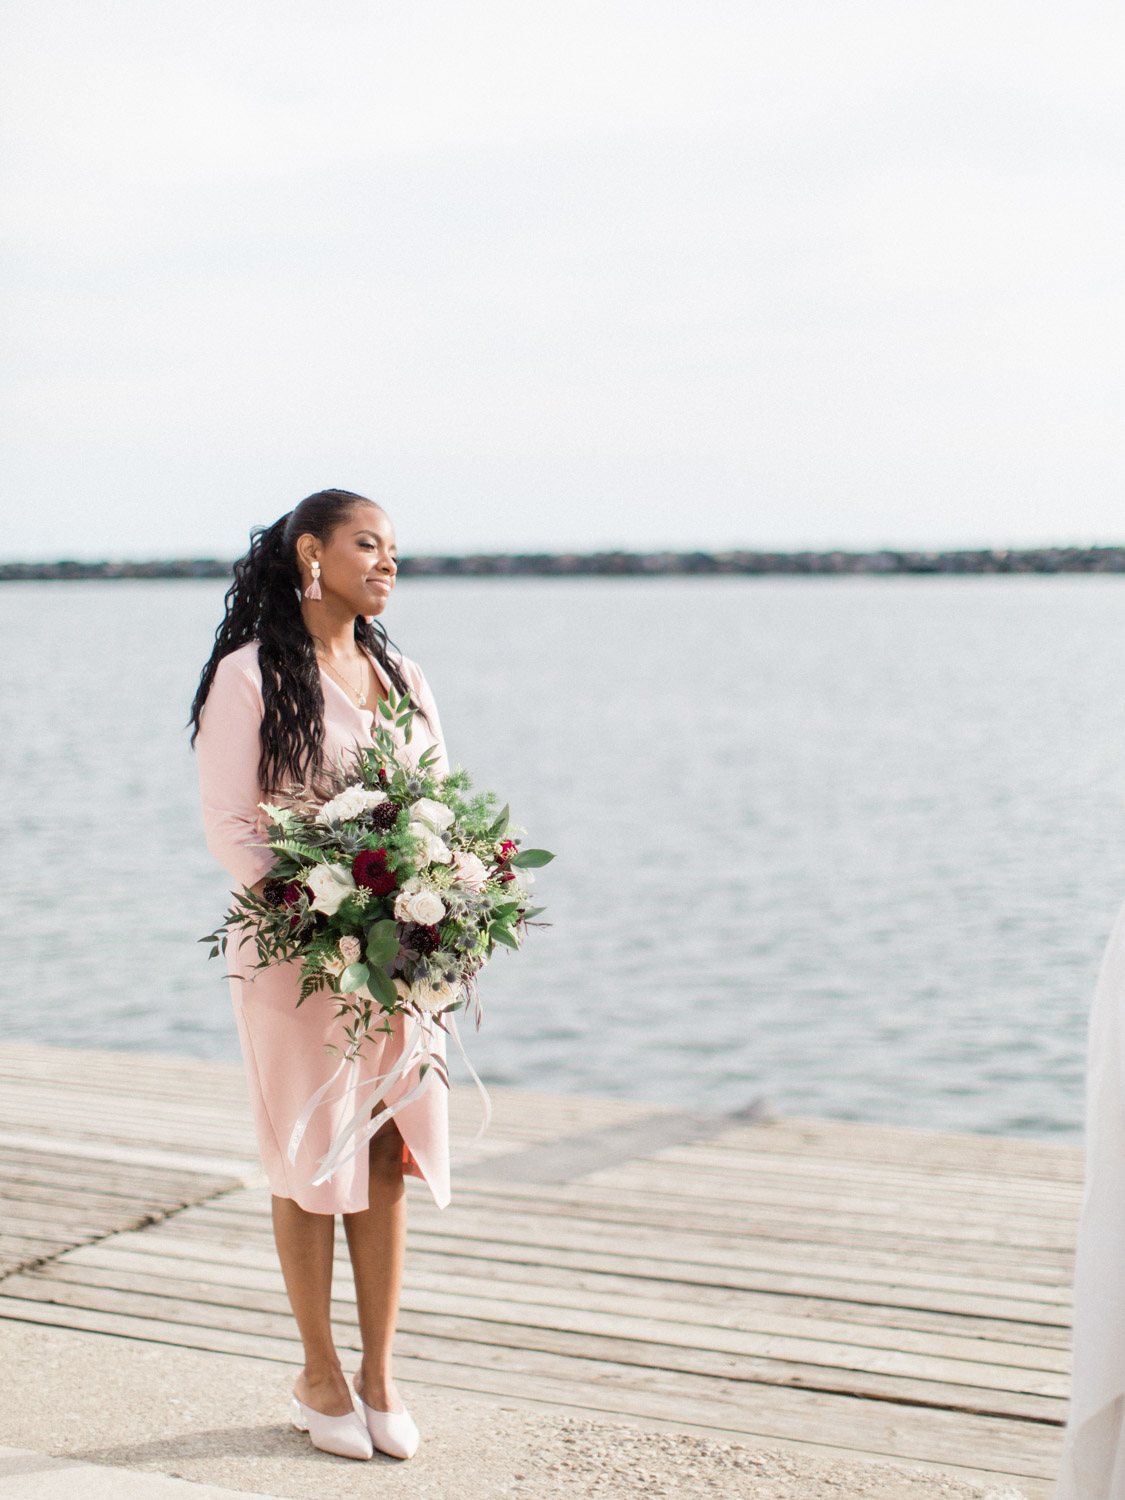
[405,660,450,780]
[195,653,275,891]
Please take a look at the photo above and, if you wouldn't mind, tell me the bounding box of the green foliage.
[509,848,554,868]
[272,838,331,865]
[367,967,399,1011]
[365,919,398,967]
[339,962,370,994]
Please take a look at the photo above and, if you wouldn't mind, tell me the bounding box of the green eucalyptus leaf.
[339,962,371,994]
[509,848,554,868]
[487,804,510,838]
[489,923,520,950]
[368,967,399,1011]
[366,932,398,966]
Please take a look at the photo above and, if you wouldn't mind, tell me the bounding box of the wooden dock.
[0,1042,1078,1497]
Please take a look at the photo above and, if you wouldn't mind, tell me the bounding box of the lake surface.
[3,575,1125,1141]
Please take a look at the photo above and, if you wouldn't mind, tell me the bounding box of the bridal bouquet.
[203,685,552,1065]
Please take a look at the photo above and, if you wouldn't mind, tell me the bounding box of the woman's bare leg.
[345,1119,407,1413]
[271,1195,353,1415]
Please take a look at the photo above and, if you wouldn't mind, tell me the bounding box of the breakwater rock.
[4,546,1125,581]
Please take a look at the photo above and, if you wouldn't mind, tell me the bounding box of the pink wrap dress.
[195,640,451,1215]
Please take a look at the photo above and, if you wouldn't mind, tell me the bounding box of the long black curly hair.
[189,488,418,790]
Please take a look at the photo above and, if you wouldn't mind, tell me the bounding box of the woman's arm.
[195,652,277,891]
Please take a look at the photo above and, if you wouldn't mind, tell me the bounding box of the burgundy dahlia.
[283,881,307,931]
[352,849,397,897]
[412,924,440,955]
[261,878,287,909]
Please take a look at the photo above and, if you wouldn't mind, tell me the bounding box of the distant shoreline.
[4,545,1125,580]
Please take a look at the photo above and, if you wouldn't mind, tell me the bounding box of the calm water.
[2,575,1124,1141]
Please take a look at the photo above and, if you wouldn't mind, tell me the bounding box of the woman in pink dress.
[190,488,449,1463]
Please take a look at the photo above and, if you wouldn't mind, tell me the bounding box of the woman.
[190,488,449,1463]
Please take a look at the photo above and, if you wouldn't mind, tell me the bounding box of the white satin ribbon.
[287,1056,351,1160]
[286,1002,492,1188]
[311,1053,438,1185]
[445,1009,492,1143]
[287,1016,428,1182]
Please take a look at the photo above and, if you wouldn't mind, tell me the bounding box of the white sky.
[1,0,1122,559]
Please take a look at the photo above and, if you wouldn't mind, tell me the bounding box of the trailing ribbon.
[287,1056,351,1159]
[446,1009,492,1143]
[287,1016,428,1183]
[286,1002,493,1188]
[311,1055,438,1185]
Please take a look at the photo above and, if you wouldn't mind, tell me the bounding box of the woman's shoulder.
[209,641,264,701]
[215,641,262,679]
[395,650,423,685]
[395,652,437,699]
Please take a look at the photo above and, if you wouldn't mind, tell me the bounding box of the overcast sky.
[2,1,1122,560]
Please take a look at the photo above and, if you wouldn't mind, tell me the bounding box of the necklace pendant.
[358,692,367,706]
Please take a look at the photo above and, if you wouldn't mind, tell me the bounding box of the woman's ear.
[295,532,320,571]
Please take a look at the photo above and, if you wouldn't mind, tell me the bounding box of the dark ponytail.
[189,489,419,790]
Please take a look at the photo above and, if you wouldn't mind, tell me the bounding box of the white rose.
[393,877,423,921]
[338,934,361,966]
[306,862,356,915]
[407,889,446,926]
[411,976,459,1013]
[317,785,389,825]
[450,850,489,892]
[409,796,455,833]
[513,866,535,892]
[408,820,453,866]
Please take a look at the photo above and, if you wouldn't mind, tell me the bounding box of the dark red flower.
[412,924,440,955]
[496,839,518,863]
[282,881,307,930]
[352,849,397,897]
[368,800,400,831]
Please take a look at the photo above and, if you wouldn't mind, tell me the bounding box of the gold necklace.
[318,651,368,707]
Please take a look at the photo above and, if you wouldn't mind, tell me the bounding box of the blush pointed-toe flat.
[356,1394,420,1460]
[291,1395,374,1460]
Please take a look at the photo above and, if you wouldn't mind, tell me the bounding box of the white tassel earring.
[304,560,322,601]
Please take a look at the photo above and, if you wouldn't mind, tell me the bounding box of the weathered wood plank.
[62,1237,1072,1348]
[24,1248,1069,1377]
[0,1288,1062,1482]
[3,1259,1067,1426]
[0,1043,1076,1496]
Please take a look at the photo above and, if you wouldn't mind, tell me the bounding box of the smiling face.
[298,501,397,619]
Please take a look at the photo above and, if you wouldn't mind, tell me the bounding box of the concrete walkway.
[0,1444,282,1499]
[0,1320,1028,1499]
